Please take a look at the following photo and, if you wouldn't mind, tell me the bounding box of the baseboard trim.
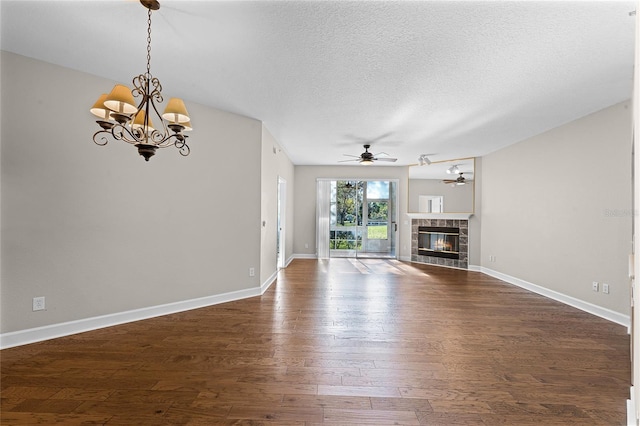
[285,254,295,267]
[261,271,278,294]
[3,262,630,349]
[628,386,636,426]
[0,286,262,350]
[292,253,317,259]
[481,267,630,328]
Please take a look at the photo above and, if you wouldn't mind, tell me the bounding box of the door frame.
[277,176,287,269]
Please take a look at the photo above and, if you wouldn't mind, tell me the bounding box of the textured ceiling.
[1,1,635,166]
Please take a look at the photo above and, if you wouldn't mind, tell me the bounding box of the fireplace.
[418,227,460,259]
[412,219,468,269]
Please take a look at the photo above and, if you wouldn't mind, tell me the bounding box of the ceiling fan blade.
[338,159,360,163]
[342,154,361,158]
[374,157,397,162]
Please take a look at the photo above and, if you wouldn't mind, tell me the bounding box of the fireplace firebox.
[418,226,460,259]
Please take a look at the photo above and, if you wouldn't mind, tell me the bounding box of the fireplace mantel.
[407,213,473,220]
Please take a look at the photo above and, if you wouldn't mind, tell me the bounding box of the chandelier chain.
[146,8,152,76]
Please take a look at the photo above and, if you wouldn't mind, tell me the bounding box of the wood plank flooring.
[1,259,631,425]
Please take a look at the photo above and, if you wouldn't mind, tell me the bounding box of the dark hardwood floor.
[1,259,631,425]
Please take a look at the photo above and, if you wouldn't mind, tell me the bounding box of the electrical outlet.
[249,267,255,277]
[305,243,309,249]
[33,296,45,311]
[592,281,599,292]
[603,283,610,294]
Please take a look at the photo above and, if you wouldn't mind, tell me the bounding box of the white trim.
[481,266,630,328]
[0,287,262,350]
[293,253,318,259]
[285,254,296,267]
[277,176,287,270]
[468,264,482,272]
[629,386,637,426]
[261,271,278,294]
[406,213,473,220]
[399,255,412,262]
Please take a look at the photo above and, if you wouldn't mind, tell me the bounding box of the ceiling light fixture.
[90,0,192,161]
[446,164,460,174]
[418,154,431,166]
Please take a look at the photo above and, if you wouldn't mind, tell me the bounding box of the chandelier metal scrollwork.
[90,0,192,162]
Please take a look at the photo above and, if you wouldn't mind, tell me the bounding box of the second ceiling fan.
[443,172,471,186]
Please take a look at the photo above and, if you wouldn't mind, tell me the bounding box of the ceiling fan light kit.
[89,0,192,161]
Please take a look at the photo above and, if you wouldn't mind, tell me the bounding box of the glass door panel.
[330,181,362,258]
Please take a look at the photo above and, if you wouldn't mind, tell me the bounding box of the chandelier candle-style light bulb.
[89,0,192,161]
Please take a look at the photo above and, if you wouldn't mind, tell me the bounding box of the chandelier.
[89,0,192,161]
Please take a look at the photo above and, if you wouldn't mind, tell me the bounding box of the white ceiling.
[1,0,635,166]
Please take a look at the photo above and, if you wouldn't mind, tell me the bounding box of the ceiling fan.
[339,144,398,165]
[443,172,472,186]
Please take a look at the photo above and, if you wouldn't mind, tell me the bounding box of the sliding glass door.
[329,180,363,257]
[318,179,397,259]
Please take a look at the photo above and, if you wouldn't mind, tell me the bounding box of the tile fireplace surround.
[411,218,468,269]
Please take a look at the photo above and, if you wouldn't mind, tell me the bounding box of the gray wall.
[1,52,264,332]
[4,49,628,339]
[480,101,632,315]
